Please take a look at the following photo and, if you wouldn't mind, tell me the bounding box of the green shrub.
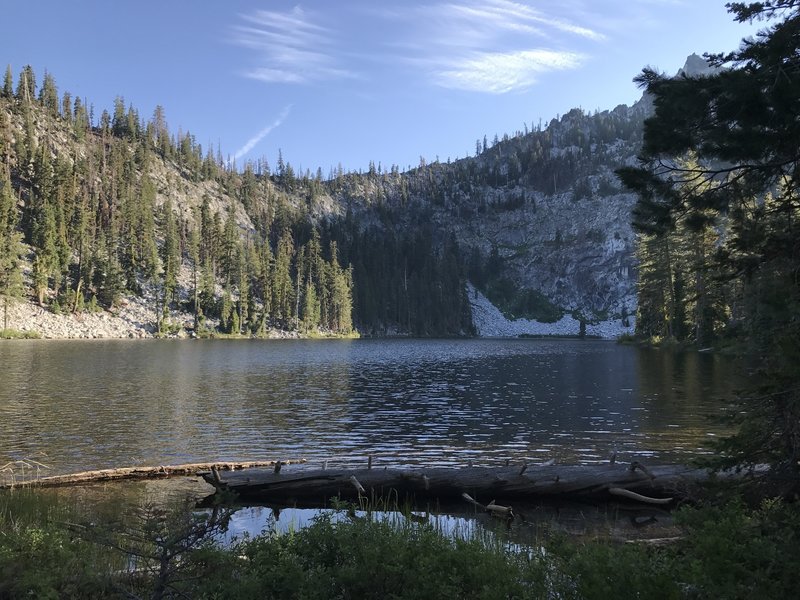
[0,328,41,339]
[0,490,116,598]
[1,491,799,600]
[198,512,550,599]
[672,499,800,599]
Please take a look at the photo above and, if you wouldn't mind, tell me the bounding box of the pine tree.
[61,91,72,124]
[325,241,353,333]
[302,280,320,331]
[617,2,800,480]
[188,216,201,331]
[73,96,88,140]
[255,237,273,333]
[160,197,180,310]
[15,65,35,103]
[271,230,294,327]
[137,176,159,279]
[94,231,124,308]
[112,96,128,138]
[220,203,238,284]
[2,65,12,99]
[27,147,61,305]
[231,237,247,335]
[38,71,59,117]
[0,173,24,330]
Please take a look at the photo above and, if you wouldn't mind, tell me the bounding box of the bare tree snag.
[200,462,720,506]
[1,460,306,489]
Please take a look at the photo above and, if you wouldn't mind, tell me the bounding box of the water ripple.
[0,339,741,474]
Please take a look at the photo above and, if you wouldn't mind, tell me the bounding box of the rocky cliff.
[3,56,702,338]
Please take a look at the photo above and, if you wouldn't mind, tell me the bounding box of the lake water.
[0,338,741,478]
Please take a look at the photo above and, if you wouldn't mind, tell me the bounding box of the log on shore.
[200,462,720,505]
[0,460,306,489]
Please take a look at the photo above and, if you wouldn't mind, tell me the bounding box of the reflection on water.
[4,477,680,547]
[0,339,741,476]
[218,500,678,547]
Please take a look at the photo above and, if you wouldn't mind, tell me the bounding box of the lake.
[0,338,741,477]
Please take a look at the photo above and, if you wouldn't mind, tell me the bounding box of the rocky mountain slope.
[327,99,650,329]
[0,58,708,338]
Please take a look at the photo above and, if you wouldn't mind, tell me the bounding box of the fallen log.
[0,460,306,489]
[199,462,721,506]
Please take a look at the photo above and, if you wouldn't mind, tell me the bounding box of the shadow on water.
[6,475,680,548]
[207,497,678,549]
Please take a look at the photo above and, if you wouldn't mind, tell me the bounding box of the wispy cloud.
[233,105,292,161]
[232,6,356,84]
[230,1,602,94]
[380,0,601,93]
[425,0,605,43]
[438,49,584,94]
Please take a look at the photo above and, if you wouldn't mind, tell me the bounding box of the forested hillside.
[0,66,463,336]
[0,61,652,337]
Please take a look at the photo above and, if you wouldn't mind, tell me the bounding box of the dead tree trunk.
[201,462,726,506]
[1,460,305,489]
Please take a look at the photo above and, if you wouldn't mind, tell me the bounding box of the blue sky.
[2,1,761,175]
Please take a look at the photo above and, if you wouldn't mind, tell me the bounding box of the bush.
[198,512,550,599]
[672,499,800,599]
[0,490,116,598]
[0,328,40,339]
[2,491,799,600]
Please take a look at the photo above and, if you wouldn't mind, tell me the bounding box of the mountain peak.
[678,53,716,77]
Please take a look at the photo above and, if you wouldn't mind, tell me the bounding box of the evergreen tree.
[160,197,180,310]
[93,231,124,308]
[73,96,88,140]
[61,91,72,124]
[325,241,353,333]
[28,147,61,304]
[255,237,273,333]
[302,280,320,331]
[38,71,59,117]
[2,65,12,99]
[112,96,128,138]
[271,230,294,327]
[188,214,201,331]
[220,203,239,284]
[617,1,800,481]
[15,65,35,103]
[137,176,159,279]
[0,173,24,330]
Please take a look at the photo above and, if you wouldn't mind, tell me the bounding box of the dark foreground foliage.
[2,489,799,599]
[617,1,800,482]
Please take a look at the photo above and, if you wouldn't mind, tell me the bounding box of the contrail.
[233,104,293,161]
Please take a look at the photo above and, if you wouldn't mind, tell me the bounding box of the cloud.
[437,49,585,94]
[233,105,293,161]
[427,0,606,43]
[377,0,599,93]
[230,1,600,94]
[232,6,356,84]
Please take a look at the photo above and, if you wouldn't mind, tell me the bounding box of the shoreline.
[1,294,357,341]
[3,281,636,341]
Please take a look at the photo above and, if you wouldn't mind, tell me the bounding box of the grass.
[0,328,41,339]
[0,490,799,599]
[0,489,121,598]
